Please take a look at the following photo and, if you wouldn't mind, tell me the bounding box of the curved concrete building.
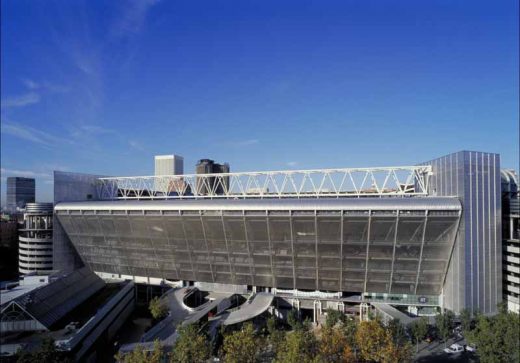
[19,203,54,274]
[501,169,519,313]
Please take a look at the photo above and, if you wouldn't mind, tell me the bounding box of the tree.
[17,338,73,363]
[222,322,261,363]
[339,317,358,352]
[115,340,164,363]
[467,304,520,363]
[410,317,429,353]
[355,319,412,363]
[460,308,472,333]
[170,323,210,363]
[435,309,454,348]
[382,338,413,363]
[324,308,345,328]
[149,296,168,320]
[267,316,285,356]
[387,319,407,347]
[275,329,317,363]
[355,320,388,362]
[287,309,300,330]
[318,326,355,363]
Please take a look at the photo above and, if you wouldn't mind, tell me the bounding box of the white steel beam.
[96,166,432,200]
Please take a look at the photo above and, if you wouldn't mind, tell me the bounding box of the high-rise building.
[154,155,185,195]
[154,155,184,176]
[0,216,19,280]
[195,159,230,195]
[19,203,54,274]
[501,169,519,313]
[6,177,35,211]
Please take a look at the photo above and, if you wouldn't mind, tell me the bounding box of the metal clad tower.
[423,151,502,314]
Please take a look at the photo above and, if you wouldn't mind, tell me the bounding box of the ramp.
[221,293,274,326]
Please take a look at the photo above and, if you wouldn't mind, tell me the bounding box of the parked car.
[444,343,464,354]
[425,329,438,342]
[466,344,477,352]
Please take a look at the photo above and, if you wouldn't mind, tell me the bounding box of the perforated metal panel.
[56,198,460,295]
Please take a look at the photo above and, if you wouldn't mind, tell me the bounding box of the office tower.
[154,155,184,176]
[195,159,230,195]
[19,203,53,274]
[6,177,35,211]
[0,216,19,280]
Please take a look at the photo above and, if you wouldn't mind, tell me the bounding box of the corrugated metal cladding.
[56,197,461,297]
[423,151,501,315]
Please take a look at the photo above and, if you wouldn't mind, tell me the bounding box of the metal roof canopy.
[55,196,461,212]
[96,165,432,200]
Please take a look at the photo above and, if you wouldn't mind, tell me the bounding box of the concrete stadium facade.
[53,151,503,315]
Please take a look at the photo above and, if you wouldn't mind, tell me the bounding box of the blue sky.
[1,0,518,203]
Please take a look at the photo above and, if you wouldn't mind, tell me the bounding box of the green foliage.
[355,319,412,363]
[17,338,72,363]
[467,305,520,363]
[171,323,210,363]
[287,309,300,330]
[222,322,261,363]
[318,325,355,363]
[460,308,472,333]
[339,317,358,350]
[149,296,168,320]
[387,319,407,347]
[266,315,285,356]
[410,317,429,352]
[275,329,317,363]
[115,340,164,363]
[267,315,277,335]
[435,309,454,347]
[324,308,345,328]
[355,320,388,362]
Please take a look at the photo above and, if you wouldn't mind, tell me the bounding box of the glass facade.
[56,201,460,296]
[6,177,35,211]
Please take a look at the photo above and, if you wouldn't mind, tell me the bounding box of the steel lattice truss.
[96,166,432,200]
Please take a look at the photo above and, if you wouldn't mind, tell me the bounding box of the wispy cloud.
[22,79,40,90]
[2,121,74,147]
[1,80,68,110]
[22,78,69,93]
[111,0,160,38]
[237,139,259,146]
[223,139,260,148]
[68,124,147,153]
[68,124,117,139]
[1,92,40,109]
[0,168,51,179]
[128,140,145,151]
[287,161,298,167]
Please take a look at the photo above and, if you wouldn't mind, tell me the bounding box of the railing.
[96,166,432,200]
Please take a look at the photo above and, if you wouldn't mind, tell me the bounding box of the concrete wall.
[53,171,107,273]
